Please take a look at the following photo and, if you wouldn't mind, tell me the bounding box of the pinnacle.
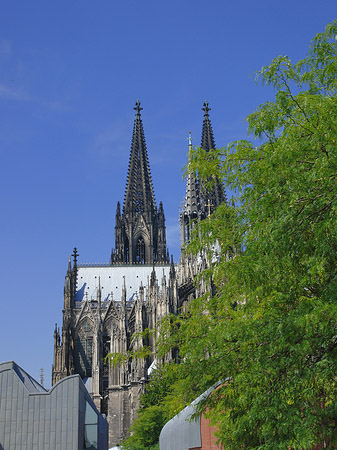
[201,101,216,152]
[199,102,227,209]
[123,102,156,217]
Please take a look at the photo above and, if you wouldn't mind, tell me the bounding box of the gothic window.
[102,334,110,414]
[86,337,93,371]
[75,320,94,378]
[83,321,92,332]
[136,237,145,263]
[184,223,190,242]
[123,237,129,264]
[75,336,93,378]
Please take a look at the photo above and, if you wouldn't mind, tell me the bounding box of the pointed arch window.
[184,215,190,243]
[184,224,190,243]
[75,320,94,378]
[136,237,145,263]
[124,238,129,264]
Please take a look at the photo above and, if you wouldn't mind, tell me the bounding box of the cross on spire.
[202,100,211,117]
[134,99,143,116]
[205,199,213,218]
[72,247,79,265]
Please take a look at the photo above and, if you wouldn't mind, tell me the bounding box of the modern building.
[0,360,108,450]
[52,101,225,447]
[159,383,223,450]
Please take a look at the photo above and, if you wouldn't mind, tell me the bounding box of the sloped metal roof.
[159,382,222,450]
[160,401,201,450]
[76,264,171,302]
[3,361,47,393]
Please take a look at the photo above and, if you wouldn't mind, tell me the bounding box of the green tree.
[121,363,189,450]
[161,21,337,450]
[121,405,163,450]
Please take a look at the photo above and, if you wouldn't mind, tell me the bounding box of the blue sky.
[0,0,335,387]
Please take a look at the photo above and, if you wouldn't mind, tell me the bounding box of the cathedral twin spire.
[200,101,226,212]
[201,100,216,153]
[123,100,156,219]
[111,100,225,261]
[111,101,169,265]
[180,101,226,245]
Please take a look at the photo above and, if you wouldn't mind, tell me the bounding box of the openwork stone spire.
[180,132,203,245]
[180,103,227,247]
[112,101,169,265]
[200,101,226,211]
[201,101,216,153]
[184,132,200,217]
[123,100,156,218]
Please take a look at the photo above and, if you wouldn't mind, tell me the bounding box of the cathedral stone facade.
[52,101,225,447]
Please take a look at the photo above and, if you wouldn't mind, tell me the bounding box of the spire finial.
[134,99,143,116]
[188,131,192,147]
[72,247,79,266]
[188,131,193,164]
[202,100,211,117]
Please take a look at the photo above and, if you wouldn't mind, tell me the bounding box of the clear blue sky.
[0,0,335,387]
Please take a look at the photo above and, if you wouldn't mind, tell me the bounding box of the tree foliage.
[121,363,189,450]
[119,22,337,450]
[160,21,337,450]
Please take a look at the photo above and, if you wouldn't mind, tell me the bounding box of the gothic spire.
[64,256,72,295]
[72,247,79,269]
[123,100,156,218]
[180,132,202,245]
[150,263,157,287]
[201,100,216,153]
[67,255,72,274]
[200,101,226,209]
[97,276,102,312]
[97,276,102,301]
[183,132,201,219]
[116,201,121,219]
[71,247,79,296]
[169,254,176,279]
[113,102,169,265]
[64,253,75,308]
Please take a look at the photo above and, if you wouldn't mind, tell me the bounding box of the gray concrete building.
[0,361,108,450]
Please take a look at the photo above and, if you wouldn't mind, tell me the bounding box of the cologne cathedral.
[52,100,225,446]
